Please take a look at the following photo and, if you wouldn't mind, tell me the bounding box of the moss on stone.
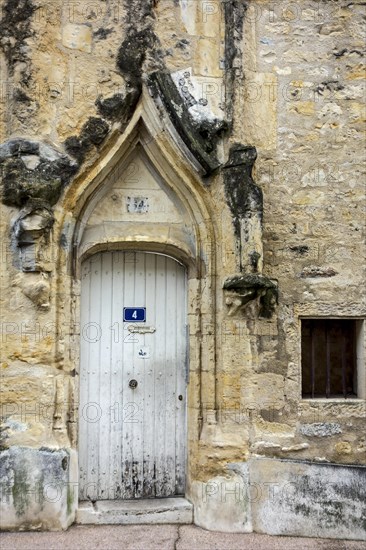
[223,144,263,237]
[0,139,78,208]
[64,117,109,164]
[66,483,73,516]
[80,117,109,146]
[2,159,63,207]
[96,91,140,123]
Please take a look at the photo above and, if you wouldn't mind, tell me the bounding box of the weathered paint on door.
[79,251,187,500]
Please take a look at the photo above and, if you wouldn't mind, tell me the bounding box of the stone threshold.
[76,497,193,525]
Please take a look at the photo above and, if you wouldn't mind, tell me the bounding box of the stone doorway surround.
[56,89,219,525]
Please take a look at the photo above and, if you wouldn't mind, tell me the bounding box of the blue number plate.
[123,308,146,322]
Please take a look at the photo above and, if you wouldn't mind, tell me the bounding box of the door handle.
[129,379,138,389]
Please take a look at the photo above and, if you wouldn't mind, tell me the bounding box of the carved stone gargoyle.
[223,274,278,319]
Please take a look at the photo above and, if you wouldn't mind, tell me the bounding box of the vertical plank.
[121,251,138,498]
[97,252,113,499]
[326,325,331,398]
[143,252,157,497]
[165,257,178,495]
[109,251,123,499]
[310,324,315,398]
[130,252,145,497]
[342,332,347,398]
[153,254,167,496]
[85,253,102,499]
[78,260,91,500]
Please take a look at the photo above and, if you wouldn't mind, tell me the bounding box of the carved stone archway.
[55,87,220,513]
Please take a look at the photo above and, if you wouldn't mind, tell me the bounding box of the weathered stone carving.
[224,274,278,319]
[172,68,228,153]
[13,200,54,272]
[223,144,278,317]
[96,91,140,123]
[64,0,157,162]
[0,139,77,273]
[0,0,365,537]
[19,272,51,310]
[223,144,264,273]
[67,0,226,175]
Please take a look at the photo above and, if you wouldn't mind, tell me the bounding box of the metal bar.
[311,325,315,398]
[342,333,347,398]
[326,325,331,398]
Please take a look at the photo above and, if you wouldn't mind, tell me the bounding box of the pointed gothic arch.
[54,87,220,505]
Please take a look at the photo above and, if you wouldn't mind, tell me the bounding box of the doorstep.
[76,497,193,525]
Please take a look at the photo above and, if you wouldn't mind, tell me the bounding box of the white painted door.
[79,251,187,500]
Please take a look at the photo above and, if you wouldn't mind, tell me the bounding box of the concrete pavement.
[1,524,365,550]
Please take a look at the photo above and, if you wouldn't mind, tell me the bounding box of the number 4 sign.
[123,308,146,322]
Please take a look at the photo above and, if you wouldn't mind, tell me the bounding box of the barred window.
[301,319,363,398]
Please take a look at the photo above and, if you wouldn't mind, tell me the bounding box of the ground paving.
[1,524,365,550]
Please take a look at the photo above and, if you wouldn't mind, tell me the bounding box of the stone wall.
[0,0,365,535]
[193,458,366,540]
[232,0,366,465]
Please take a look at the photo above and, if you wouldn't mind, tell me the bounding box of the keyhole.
[178,395,183,401]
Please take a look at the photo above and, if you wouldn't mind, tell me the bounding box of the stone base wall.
[2,451,364,540]
[191,458,366,540]
[0,447,78,531]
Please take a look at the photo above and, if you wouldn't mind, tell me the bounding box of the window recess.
[301,319,364,399]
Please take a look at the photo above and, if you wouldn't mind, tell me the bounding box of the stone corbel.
[224,274,278,319]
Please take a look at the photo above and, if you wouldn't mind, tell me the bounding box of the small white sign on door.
[138,346,150,359]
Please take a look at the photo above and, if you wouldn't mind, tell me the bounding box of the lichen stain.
[0,0,36,77]
[12,465,30,517]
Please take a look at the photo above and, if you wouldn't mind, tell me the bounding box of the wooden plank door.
[78,251,187,500]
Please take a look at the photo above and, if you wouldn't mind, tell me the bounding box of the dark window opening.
[301,319,357,398]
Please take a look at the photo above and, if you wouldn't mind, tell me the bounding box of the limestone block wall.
[234,0,366,465]
[0,0,365,533]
